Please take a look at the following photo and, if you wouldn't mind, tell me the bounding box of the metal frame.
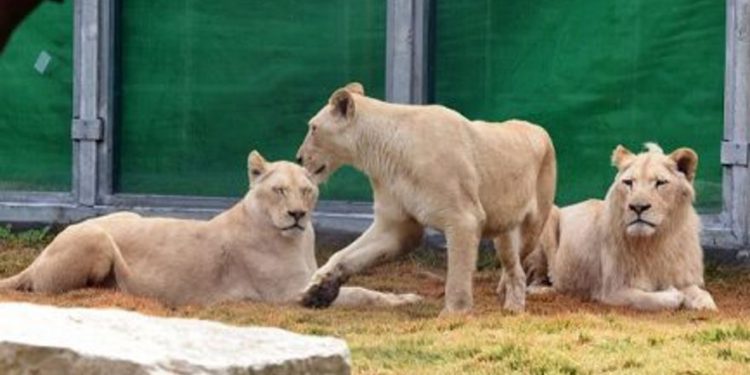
[386,0,431,104]
[0,0,379,228]
[699,0,750,257]
[0,0,747,259]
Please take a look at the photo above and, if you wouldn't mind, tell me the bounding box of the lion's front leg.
[300,217,423,309]
[441,216,483,316]
[601,287,685,311]
[333,286,423,307]
[681,285,717,310]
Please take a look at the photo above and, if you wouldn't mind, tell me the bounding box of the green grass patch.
[0,226,53,248]
[692,326,750,343]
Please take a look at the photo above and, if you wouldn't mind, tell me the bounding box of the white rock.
[0,302,350,374]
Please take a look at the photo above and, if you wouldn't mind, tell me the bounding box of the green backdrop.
[0,2,72,191]
[434,0,725,211]
[117,0,383,199]
[118,0,724,209]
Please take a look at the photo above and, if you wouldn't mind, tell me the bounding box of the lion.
[295,82,556,314]
[525,143,716,311]
[0,151,421,308]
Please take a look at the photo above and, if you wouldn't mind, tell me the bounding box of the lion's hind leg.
[4,224,130,293]
[522,206,560,296]
[522,245,551,289]
[494,227,526,313]
[332,286,423,307]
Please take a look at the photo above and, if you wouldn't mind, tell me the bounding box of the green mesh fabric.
[0,1,72,191]
[434,0,724,211]
[117,0,383,200]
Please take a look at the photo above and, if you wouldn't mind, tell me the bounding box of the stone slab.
[0,303,350,375]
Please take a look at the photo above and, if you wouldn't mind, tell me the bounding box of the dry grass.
[0,231,749,374]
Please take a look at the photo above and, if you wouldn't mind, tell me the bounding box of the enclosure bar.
[101,194,373,215]
[0,192,73,205]
[96,0,116,200]
[723,0,750,248]
[412,0,431,104]
[72,0,101,206]
[386,0,430,104]
[71,0,80,200]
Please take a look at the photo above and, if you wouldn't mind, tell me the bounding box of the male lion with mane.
[0,151,421,308]
[296,82,556,314]
[525,143,716,311]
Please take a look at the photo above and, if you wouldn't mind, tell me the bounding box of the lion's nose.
[296,155,304,164]
[629,203,652,214]
[288,210,306,221]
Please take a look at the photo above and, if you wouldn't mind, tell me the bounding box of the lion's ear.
[329,88,355,119]
[343,82,365,95]
[669,147,699,183]
[248,150,267,185]
[611,145,635,170]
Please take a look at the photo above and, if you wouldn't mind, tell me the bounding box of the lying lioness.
[525,143,716,311]
[0,151,421,307]
[296,83,556,314]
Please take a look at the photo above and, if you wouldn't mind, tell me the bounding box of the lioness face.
[296,83,365,182]
[610,144,698,237]
[248,151,319,237]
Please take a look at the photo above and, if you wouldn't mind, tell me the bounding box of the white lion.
[295,83,557,314]
[526,144,716,311]
[0,151,421,308]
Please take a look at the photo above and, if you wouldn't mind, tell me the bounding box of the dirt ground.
[1,237,749,374]
[3,243,748,318]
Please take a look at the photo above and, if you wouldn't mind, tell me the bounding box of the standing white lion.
[296,83,556,314]
[526,143,716,311]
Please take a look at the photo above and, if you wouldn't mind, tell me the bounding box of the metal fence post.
[386,0,431,104]
[723,0,750,250]
[97,0,116,200]
[72,0,105,206]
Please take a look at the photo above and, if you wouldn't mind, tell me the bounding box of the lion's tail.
[535,127,557,225]
[0,268,32,292]
[523,205,561,285]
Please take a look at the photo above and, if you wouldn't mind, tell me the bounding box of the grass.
[1,229,749,374]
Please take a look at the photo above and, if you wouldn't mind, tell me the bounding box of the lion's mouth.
[629,218,656,228]
[281,223,305,231]
[313,165,327,175]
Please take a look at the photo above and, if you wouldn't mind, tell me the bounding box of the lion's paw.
[659,287,686,310]
[684,291,717,311]
[438,306,472,318]
[391,293,424,307]
[496,274,526,313]
[526,285,556,296]
[503,296,525,314]
[495,274,508,300]
[300,274,343,309]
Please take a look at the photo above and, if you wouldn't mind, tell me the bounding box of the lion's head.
[607,143,698,238]
[246,151,319,237]
[295,82,365,182]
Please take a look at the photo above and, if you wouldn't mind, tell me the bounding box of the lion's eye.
[301,187,312,196]
[656,179,669,187]
[622,179,633,188]
[311,124,318,133]
[272,187,286,196]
